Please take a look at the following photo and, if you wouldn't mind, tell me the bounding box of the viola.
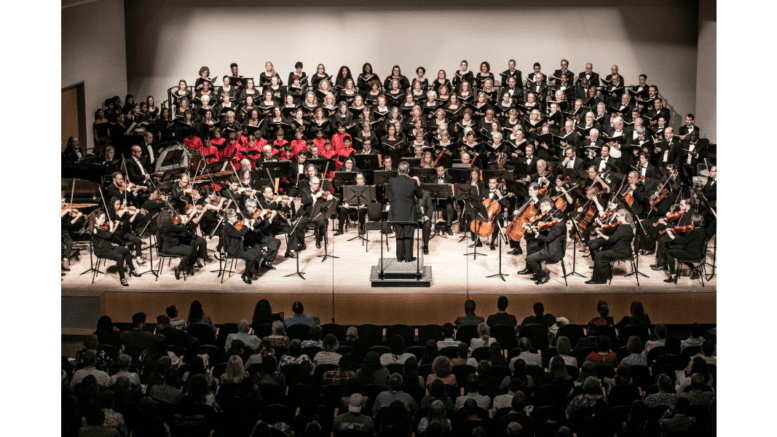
[659,224,694,235]
[597,222,620,234]
[654,210,683,227]
[271,195,290,203]
[536,218,560,232]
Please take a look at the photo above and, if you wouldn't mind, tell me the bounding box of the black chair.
[490,325,517,352]
[595,365,616,379]
[280,363,303,387]
[363,202,388,252]
[386,324,415,346]
[545,257,568,286]
[630,365,652,390]
[419,364,433,380]
[471,347,491,362]
[97,344,120,362]
[647,404,669,420]
[444,383,461,401]
[418,324,444,344]
[369,345,390,356]
[321,384,347,409]
[646,346,666,366]
[620,324,650,346]
[253,323,273,338]
[335,345,353,356]
[301,346,323,360]
[535,384,568,408]
[402,383,426,405]
[86,237,110,284]
[362,384,388,413]
[573,347,594,367]
[187,324,216,346]
[609,253,640,286]
[491,365,511,381]
[407,345,426,361]
[439,346,459,360]
[312,364,339,383]
[287,324,311,341]
[541,347,559,369]
[566,365,580,381]
[258,385,286,405]
[216,323,238,350]
[454,325,479,346]
[451,364,476,388]
[386,363,404,375]
[153,232,187,282]
[518,324,549,351]
[556,324,585,348]
[322,323,347,342]
[525,365,545,381]
[264,403,294,426]
[212,362,227,380]
[681,345,702,360]
[199,345,223,366]
[334,429,371,437]
[616,346,630,364]
[675,239,709,287]
[357,324,383,347]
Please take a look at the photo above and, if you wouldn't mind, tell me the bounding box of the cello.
[469,180,505,238]
[505,198,537,242]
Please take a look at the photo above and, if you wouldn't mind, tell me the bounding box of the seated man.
[284,301,320,327]
[372,374,419,418]
[333,393,374,434]
[509,338,542,369]
[486,296,518,328]
[224,319,260,351]
[455,299,485,327]
[454,374,491,411]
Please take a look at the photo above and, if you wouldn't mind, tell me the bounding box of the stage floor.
[61,224,716,295]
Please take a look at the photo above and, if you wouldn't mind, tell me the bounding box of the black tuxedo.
[649,107,670,124]
[126,157,150,185]
[520,156,539,176]
[562,156,585,171]
[678,125,700,138]
[417,190,434,248]
[387,175,423,261]
[140,141,160,172]
[223,221,263,276]
[553,69,576,84]
[526,216,568,278]
[299,188,328,245]
[665,227,707,276]
[680,139,708,171]
[592,223,634,283]
[578,71,600,87]
[592,156,619,173]
[636,163,658,181]
[500,69,523,87]
[658,138,682,168]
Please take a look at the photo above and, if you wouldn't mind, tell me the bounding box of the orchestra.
[62,58,717,287]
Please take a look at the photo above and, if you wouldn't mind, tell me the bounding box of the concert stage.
[61,226,716,330]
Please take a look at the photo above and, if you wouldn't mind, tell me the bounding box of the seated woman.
[279,339,312,368]
[585,336,618,368]
[426,356,457,388]
[313,334,342,367]
[470,322,497,350]
[89,210,140,286]
[380,335,415,366]
[263,320,290,350]
[356,351,390,388]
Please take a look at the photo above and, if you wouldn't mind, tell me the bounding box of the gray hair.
[492,132,503,141]
[636,126,646,135]
[238,319,250,333]
[398,161,410,175]
[613,117,624,125]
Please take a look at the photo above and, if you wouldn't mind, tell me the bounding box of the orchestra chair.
[675,238,709,287]
[363,202,389,252]
[609,254,640,286]
[545,257,568,286]
[86,237,108,284]
[152,233,187,282]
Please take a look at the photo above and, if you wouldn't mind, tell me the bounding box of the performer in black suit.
[480,177,513,250]
[586,209,634,284]
[127,146,152,186]
[578,63,600,87]
[561,147,585,171]
[429,165,455,234]
[158,210,198,280]
[62,136,84,163]
[223,208,263,284]
[417,181,434,255]
[387,161,423,262]
[257,185,302,258]
[299,176,329,249]
[522,197,567,285]
[241,198,280,270]
[664,214,707,283]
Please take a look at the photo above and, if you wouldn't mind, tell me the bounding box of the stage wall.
[124,0,702,130]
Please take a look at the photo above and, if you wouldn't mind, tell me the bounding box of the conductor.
[388,161,423,262]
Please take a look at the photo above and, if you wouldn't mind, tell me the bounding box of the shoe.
[690,270,701,280]
[664,275,678,283]
[316,241,322,249]
[62,259,70,271]
[129,271,142,278]
[582,252,591,258]
[406,257,417,263]
[509,248,523,255]
[585,279,602,285]
[262,261,276,270]
[530,274,539,281]
[334,230,344,236]
[242,274,252,285]
[174,267,181,280]
[517,268,533,275]
[120,279,129,286]
[196,259,204,267]
[536,274,550,285]
[447,229,454,236]
[299,244,307,251]
[285,252,296,259]
[135,257,146,266]
[490,244,496,251]
[650,264,667,271]
[423,247,429,255]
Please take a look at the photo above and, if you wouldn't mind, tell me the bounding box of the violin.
[185,204,204,214]
[537,168,553,196]
[270,195,290,203]
[313,188,332,200]
[183,185,200,198]
[62,203,95,217]
[118,182,147,192]
[659,224,694,235]
[654,210,683,226]
[595,222,620,234]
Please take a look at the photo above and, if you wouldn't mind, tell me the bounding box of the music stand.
[486,219,510,281]
[463,199,489,259]
[564,217,586,279]
[160,168,188,183]
[373,170,397,185]
[135,212,160,277]
[264,160,291,181]
[409,168,436,180]
[354,155,380,171]
[454,184,480,242]
[309,199,339,262]
[306,158,333,176]
[616,197,649,281]
[332,172,357,189]
[283,215,307,280]
[421,183,454,239]
[448,168,473,183]
[400,158,421,168]
[344,185,375,242]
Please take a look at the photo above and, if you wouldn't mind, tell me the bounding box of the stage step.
[371,257,432,287]
[375,256,425,279]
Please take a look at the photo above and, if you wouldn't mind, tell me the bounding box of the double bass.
[469,180,505,238]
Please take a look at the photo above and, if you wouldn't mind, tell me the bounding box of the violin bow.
[97,187,112,229]
[69,178,76,212]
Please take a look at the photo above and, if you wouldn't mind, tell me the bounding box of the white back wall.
[63,0,128,154]
[124,0,705,131]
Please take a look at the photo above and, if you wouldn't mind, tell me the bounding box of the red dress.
[220,141,243,170]
[290,139,308,160]
[238,139,264,168]
[312,137,326,151]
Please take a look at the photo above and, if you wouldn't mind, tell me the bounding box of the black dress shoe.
[690,270,701,280]
[285,252,296,259]
[536,274,550,285]
[316,241,322,249]
[120,279,129,286]
[242,275,252,284]
[517,268,533,275]
[447,229,454,236]
[530,274,539,281]
[509,248,523,255]
[490,244,496,251]
[423,247,429,255]
[129,271,142,278]
[585,280,601,285]
[262,261,276,270]
[299,244,307,251]
[650,264,667,271]
[174,267,181,280]
[334,230,344,236]
[664,275,678,284]
[406,257,417,263]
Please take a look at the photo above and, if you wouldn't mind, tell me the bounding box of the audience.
[380,335,415,365]
[109,354,141,387]
[333,393,374,434]
[437,323,460,349]
[94,315,122,350]
[680,323,706,351]
[520,302,546,326]
[72,350,111,389]
[186,300,216,333]
[357,351,391,387]
[372,374,419,417]
[644,373,677,408]
[313,334,342,366]
[251,299,283,331]
[644,324,667,353]
[621,335,648,366]
[486,295,517,328]
[156,314,190,350]
[301,324,324,348]
[121,312,154,351]
[166,305,185,329]
[454,374,491,411]
[75,334,112,372]
[427,356,457,387]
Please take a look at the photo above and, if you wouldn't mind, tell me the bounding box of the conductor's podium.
[370,255,432,287]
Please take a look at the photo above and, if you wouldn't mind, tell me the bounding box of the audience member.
[284,301,320,327]
[520,302,545,326]
[381,335,415,365]
[322,354,356,386]
[301,324,324,348]
[94,315,122,350]
[427,356,458,387]
[680,323,705,351]
[470,322,497,349]
[455,299,485,326]
[510,337,542,369]
[251,299,284,331]
[372,374,419,417]
[621,335,648,366]
[166,305,185,329]
[225,319,260,351]
[313,334,342,366]
[109,354,141,387]
[186,300,216,333]
[333,393,374,434]
[121,312,154,351]
[75,334,112,372]
[356,351,390,387]
[644,324,667,353]
[71,350,111,389]
[556,336,578,367]
[454,374,491,411]
[156,314,190,350]
[644,373,676,408]
[263,320,291,349]
[437,323,461,349]
[486,295,517,328]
